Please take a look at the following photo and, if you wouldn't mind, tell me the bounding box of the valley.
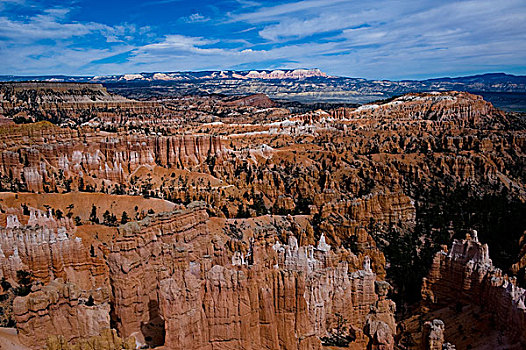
[0,81,524,349]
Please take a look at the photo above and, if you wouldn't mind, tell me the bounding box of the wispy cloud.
[0,9,101,41]
[138,0,182,7]
[230,0,350,23]
[257,13,370,41]
[0,0,525,79]
[0,7,145,43]
[0,5,142,74]
[181,13,210,23]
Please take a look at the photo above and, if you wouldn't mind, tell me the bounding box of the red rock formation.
[0,127,224,191]
[422,232,526,348]
[420,319,452,350]
[318,191,416,225]
[105,206,395,349]
[224,93,276,108]
[1,85,523,350]
[106,207,212,346]
[351,91,506,127]
[364,279,396,350]
[13,279,111,349]
[0,211,107,291]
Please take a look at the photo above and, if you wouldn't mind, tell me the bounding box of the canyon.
[0,82,524,350]
[1,205,396,350]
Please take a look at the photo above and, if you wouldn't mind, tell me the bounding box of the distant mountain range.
[0,68,329,83]
[1,70,525,110]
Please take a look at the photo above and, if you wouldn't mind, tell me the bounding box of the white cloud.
[121,35,346,73]
[243,0,526,78]
[0,7,146,44]
[258,14,353,41]
[0,6,143,75]
[0,10,101,42]
[231,0,350,23]
[1,0,525,79]
[182,13,210,23]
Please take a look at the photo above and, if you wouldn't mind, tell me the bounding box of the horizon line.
[0,70,523,82]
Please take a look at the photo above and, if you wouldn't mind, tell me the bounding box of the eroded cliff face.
[2,205,395,350]
[0,209,111,348]
[0,82,168,125]
[13,279,111,348]
[350,91,506,127]
[421,233,526,349]
[0,123,223,192]
[0,211,107,290]
[107,206,396,350]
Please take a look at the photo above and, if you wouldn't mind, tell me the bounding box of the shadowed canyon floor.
[0,83,524,350]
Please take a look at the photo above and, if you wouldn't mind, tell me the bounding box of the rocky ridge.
[0,205,396,349]
[0,210,107,289]
[0,82,171,125]
[2,72,525,109]
[0,123,223,192]
[422,232,526,348]
[107,206,396,349]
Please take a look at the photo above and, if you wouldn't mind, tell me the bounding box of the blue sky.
[0,0,525,79]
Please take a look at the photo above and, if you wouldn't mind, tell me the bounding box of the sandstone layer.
[13,279,111,347]
[107,206,396,349]
[1,205,396,350]
[422,233,526,348]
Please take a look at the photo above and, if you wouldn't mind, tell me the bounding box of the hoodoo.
[0,77,523,350]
